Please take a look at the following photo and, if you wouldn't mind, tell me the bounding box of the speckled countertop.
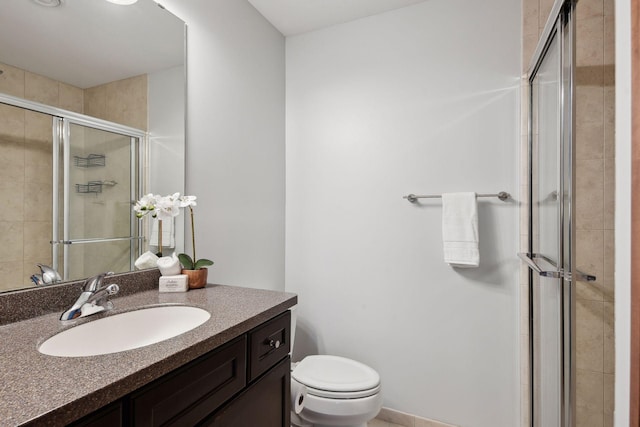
[0,284,296,426]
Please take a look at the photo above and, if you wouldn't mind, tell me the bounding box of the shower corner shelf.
[74,154,105,168]
[76,181,103,194]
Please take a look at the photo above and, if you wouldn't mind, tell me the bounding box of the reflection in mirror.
[0,0,185,292]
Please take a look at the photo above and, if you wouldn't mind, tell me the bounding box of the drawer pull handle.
[267,339,281,349]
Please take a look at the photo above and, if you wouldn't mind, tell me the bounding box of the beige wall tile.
[576,299,604,372]
[576,159,604,230]
[24,111,53,186]
[23,181,52,222]
[577,16,604,67]
[0,62,25,98]
[576,406,604,427]
[24,72,58,106]
[59,83,84,113]
[23,221,52,262]
[523,34,539,73]
[104,75,148,130]
[0,221,23,262]
[603,230,614,282]
[604,15,614,66]
[577,369,604,411]
[84,85,107,121]
[0,181,24,222]
[603,0,614,16]
[604,301,615,373]
[0,103,25,143]
[604,157,615,230]
[0,260,25,291]
[603,372,614,414]
[523,0,539,37]
[539,0,556,27]
[576,0,604,20]
[604,85,615,158]
[576,229,604,288]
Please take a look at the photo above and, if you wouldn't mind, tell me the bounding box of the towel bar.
[403,191,510,203]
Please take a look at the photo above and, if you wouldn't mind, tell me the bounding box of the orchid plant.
[133,193,214,270]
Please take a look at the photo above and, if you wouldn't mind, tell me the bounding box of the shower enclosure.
[518,0,596,425]
[0,93,144,287]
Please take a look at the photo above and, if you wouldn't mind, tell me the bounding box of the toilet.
[289,307,383,427]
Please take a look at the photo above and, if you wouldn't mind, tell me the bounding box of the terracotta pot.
[182,268,208,289]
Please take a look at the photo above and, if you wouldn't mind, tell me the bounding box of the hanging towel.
[442,192,479,268]
[150,218,175,248]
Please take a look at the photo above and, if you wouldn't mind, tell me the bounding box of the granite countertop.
[0,284,297,426]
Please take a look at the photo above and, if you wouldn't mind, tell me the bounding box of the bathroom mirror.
[0,0,185,292]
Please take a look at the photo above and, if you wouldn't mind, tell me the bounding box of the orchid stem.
[190,206,196,264]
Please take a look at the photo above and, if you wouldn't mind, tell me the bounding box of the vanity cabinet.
[70,311,291,427]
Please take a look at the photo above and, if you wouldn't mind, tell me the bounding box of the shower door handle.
[518,252,564,278]
[518,252,596,282]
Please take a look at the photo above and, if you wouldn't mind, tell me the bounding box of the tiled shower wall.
[0,63,146,290]
[520,0,615,426]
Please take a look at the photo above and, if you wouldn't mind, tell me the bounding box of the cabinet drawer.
[248,311,290,382]
[130,336,246,427]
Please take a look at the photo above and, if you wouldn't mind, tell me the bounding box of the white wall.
[148,65,186,255]
[614,0,632,424]
[285,1,521,426]
[156,0,285,291]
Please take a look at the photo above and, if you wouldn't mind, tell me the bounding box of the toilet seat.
[292,355,381,399]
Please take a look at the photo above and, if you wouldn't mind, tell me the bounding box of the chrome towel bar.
[403,191,510,203]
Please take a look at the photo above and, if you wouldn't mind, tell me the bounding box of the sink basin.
[39,305,210,357]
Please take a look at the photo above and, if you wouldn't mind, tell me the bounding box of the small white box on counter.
[159,274,189,292]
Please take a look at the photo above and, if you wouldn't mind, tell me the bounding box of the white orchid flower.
[154,193,182,220]
[179,195,197,208]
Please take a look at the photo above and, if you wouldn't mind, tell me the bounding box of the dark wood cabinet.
[68,311,291,427]
[70,401,124,427]
[200,356,291,427]
[130,336,247,427]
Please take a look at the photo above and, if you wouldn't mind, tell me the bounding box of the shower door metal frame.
[58,118,144,280]
[524,0,576,426]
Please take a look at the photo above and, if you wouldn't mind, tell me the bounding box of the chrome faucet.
[60,272,120,321]
[30,264,62,286]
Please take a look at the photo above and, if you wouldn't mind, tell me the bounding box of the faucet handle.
[83,271,115,292]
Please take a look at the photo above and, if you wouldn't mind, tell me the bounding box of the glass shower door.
[54,119,141,280]
[520,1,584,426]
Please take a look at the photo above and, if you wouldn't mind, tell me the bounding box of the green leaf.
[194,259,214,270]
[177,253,194,270]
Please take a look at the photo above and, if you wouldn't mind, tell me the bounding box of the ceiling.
[247,0,428,36]
[0,0,184,89]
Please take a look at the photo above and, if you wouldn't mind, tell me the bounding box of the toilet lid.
[292,355,380,392]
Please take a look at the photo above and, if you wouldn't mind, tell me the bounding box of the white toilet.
[289,307,383,427]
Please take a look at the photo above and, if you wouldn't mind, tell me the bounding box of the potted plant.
[134,193,213,288]
[177,195,214,289]
[133,193,182,257]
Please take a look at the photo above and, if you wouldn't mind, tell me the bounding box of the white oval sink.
[39,305,210,357]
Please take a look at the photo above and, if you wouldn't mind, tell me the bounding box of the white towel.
[150,218,175,248]
[442,192,479,268]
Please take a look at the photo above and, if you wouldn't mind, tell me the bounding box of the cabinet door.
[69,401,123,427]
[130,336,246,427]
[201,356,291,427]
